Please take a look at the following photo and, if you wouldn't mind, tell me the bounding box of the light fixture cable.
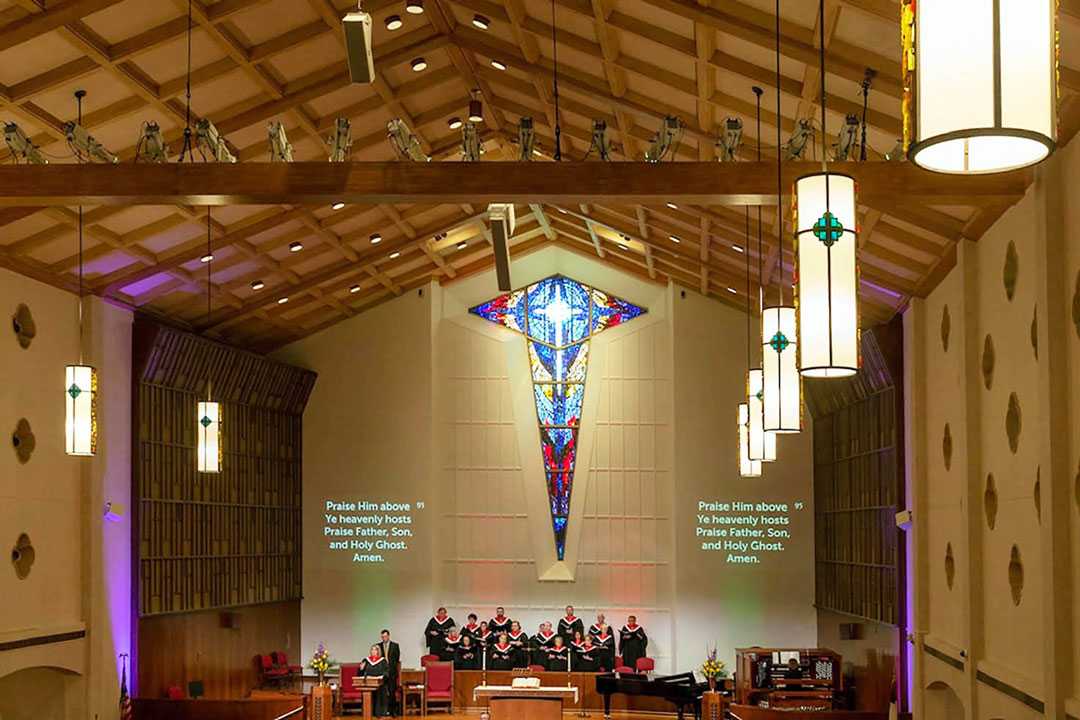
[775,0,783,308]
[178,0,195,161]
[551,0,561,161]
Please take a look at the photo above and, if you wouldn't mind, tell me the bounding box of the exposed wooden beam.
[0,161,1030,206]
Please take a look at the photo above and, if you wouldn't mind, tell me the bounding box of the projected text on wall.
[695,499,805,564]
[324,500,423,563]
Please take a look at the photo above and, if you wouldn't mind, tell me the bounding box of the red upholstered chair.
[272,650,303,688]
[339,663,365,715]
[635,657,655,673]
[420,654,440,667]
[165,686,184,699]
[614,655,623,668]
[258,654,289,688]
[528,664,546,673]
[425,661,454,714]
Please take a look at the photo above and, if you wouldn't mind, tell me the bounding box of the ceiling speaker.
[343,11,375,84]
[488,203,515,291]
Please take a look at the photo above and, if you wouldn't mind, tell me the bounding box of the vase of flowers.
[701,648,727,693]
[309,642,335,686]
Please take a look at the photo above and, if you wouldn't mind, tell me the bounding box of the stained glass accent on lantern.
[812,212,843,247]
[470,275,647,560]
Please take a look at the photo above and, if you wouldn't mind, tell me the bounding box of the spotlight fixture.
[468,90,483,123]
[277,296,289,305]
[584,119,612,161]
[195,118,237,163]
[289,241,303,253]
[666,202,678,210]
[669,235,681,243]
[715,117,743,162]
[411,57,427,72]
[456,241,468,250]
[448,116,462,130]
[405,0,423,14]
[491,59,507,71]
[389,251,401,259]
[387,118,430,161]
[136,121,170,163]
[385,14,403,30]
[472,14,490,29]
[343,8,375,83]
[251,280,265,291]
[732,244,744,253]
[200,253,214,263]
[349,284,361,293]
[782,118,814,161]
[65,122,119,164]
[268,121,293,161]
[327,117,352,161]
[3,122,46,164]
[517,116,536,161]
[332,201,346,211]
[833,113,860,162]
[461,122,481,161]
[645,115,682,163]
[370,233,382,244]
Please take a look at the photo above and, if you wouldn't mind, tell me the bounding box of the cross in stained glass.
[471,275,646,560]
[769,331,790,353]
[812,211,844,247]
[67,383,82,400]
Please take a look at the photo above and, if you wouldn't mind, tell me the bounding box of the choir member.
[507,621,529,668]
[619,615,648,671]
[455,634,480,670]
[558,606,584,644]
[362,644,392,717]
[439,627,461,662]
[594,624,615,670]
[532,622,557,665]
[424,607,455,657]
[588,613,607,640]
[545,635,570,672]
[570,629,586,652]
[488,632,515,670]
[461,613,482,641]
[572,635,600,672]
[488,607,512,636]
[378,630,401,714]
[476,621,493,648]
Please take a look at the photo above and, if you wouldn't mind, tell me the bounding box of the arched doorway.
[924,680,964,720]
[0,666,85,720]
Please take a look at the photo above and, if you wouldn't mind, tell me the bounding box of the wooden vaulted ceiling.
[0,0,1078,352]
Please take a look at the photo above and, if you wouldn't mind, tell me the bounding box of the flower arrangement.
[308,642,337,684]
[701,648,727,681]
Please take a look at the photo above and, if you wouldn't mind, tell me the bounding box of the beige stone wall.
[906,139,1080,719]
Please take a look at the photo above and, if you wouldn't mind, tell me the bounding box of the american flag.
[120,655,133,720]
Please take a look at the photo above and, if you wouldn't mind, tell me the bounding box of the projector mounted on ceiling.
[343,7,375,84]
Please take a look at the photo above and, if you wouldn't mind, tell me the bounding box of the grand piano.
[595,671,710,720]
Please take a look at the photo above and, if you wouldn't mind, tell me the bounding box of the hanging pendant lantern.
[197,399,222,473]
[762,307,801,433]
[65,364,97,456]
[747,369,777,461]
[902,0,1057,174]
[795,176,859,378]
[738,403,761,478]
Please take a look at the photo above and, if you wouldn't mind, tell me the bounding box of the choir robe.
[619,625,648,670]
[506,630,529,668]
[438,635,461,663]
[475,630,493,649]
[558,616,584,644]
[588,624,606,640]
[532,631,557,665]
[361,657,392,717]
[488,616,513,636]
[488,643,515,670]
[545,646,570,672]
[594,633,616,670]
[572,644,600,672]
[424,615,455,656]
[454,643,481,670]
[460,623,482,642]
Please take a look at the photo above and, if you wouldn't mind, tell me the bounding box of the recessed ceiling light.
[617,243,629,251]
[666,202,678,210]
[385,14,403,30]
[472,14,490,30]
[669,234,681,243]
[732,244,744,253]
[199,253,213,263]
[557,207,568,214]
[727,287,737,294]
[251,280,265,291]
[331,201,345,211]
[277,296,289,304]
[370,233,382,244]
[448,116,462,130]
[491,59,507,71]
[411,57,427,72]
[456,241,468,250]
[289,241,303,253]
[349,284,361,294]
[389,251,400,259]
[405,0,423,14]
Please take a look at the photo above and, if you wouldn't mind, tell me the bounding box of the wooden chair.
[424,661,453,714]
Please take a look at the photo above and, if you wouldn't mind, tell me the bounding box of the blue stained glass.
[469,275,646,560]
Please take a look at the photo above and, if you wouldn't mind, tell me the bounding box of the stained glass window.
[470,275,647,559]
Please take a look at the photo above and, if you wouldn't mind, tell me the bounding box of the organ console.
[734,648,843,711]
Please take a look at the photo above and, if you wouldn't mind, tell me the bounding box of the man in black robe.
[507,621,529,668]
[488,607,512,636]
[588,613,607,640]
[378,629,401,714]
[488,633,515,670]
[572,636,600,672]
[424,608,455,658]
[532,622,557,666]
[558,606,584,644]
[361,644,392,717]
[619,615,648,671]
[545,636,570,672]
[455,634,480,670]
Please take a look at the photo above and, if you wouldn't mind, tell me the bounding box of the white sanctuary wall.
[286,246,817,672]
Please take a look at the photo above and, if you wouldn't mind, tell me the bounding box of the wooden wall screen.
[806,320,904,626]
[134,319,316,616]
